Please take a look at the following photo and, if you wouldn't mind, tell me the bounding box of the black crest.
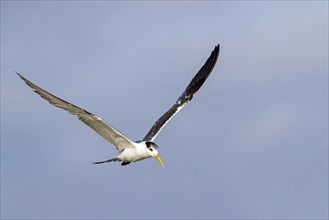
[146,141,159,150]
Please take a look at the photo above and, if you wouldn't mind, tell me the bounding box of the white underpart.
[117,141,152,162]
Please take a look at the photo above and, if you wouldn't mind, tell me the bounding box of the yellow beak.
[154,154,164,167]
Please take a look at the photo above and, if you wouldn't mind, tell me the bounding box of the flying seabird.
[17,44,220,167]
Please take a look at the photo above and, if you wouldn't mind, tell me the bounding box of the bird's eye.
[149,148,153,152]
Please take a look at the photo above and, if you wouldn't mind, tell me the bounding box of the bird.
[16,44,220,167]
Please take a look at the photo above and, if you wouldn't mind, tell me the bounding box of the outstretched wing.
[143,44,220,142]
[17,72,135,152]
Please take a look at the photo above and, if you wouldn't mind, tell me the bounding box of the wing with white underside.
[17,72,134,152]
[143,44,220,142]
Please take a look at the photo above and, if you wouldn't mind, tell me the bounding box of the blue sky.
[1,1,328,219]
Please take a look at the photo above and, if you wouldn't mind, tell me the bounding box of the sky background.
[1,1,328,219]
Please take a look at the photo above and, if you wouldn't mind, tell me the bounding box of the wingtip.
[16,72,30,87]
[15,71,21,77]
[15,71,25,81]
[215,44,220,51]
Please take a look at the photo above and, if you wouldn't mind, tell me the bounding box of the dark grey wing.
[143,44,220,142]
[17,72,135,151]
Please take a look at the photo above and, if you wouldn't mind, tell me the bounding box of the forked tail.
[93,157,121,164]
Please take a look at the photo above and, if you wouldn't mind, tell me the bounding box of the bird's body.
[94,141,156,166]
[118,141,153,163]
[17,44,220,167]
[118,142,151,162]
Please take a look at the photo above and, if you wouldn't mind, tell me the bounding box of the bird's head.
[145,141,164,167]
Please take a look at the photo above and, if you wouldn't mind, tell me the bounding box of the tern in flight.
[17,44,220,167]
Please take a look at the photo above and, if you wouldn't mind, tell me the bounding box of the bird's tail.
[93,157,121,164]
